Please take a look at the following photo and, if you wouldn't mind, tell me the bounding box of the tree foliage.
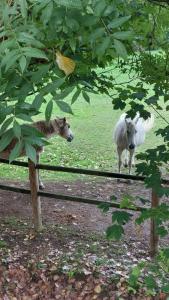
[0,0,139,160]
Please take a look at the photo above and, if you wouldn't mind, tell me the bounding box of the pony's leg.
[124,150,128,168]
[117,147,123,173]
[37,153,45,190]
[128,150,135,175]
[132,153,135,167]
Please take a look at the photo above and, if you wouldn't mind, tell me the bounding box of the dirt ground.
[0,178,168,299]
[0,178,153,241]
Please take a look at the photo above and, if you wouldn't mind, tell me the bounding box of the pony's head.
[55,117,74,142]
[125,116,139,150]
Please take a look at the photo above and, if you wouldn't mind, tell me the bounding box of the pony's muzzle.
[67,134,74,142]
[129,144,135,150]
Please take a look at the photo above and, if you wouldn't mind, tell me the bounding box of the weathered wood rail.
[0,158,167,257]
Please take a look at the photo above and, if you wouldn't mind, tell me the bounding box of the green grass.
[0,71,167,182]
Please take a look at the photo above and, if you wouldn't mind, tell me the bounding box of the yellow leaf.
[94,285,102,294]
[56,51,76,75]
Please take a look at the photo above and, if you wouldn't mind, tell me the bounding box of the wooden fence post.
[28,159,42,231]
[150,189,159,258]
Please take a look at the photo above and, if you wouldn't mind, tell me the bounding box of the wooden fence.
[0,158,167,257]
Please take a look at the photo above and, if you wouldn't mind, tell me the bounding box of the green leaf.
[112,31,133,40]
[31,64,50,83]
[162,248,169,259]
[0,240,8,248]
[108,16,131,29]
[132,266,142,277]
[56,101,73,114]
[128,265,142,288]
[0,117,13,135]
[71,88,81,104]
[41,2,53,24]
[162,284,169,293]
[69,39,76,53]
[0,39,16,53]
[2,6,9,27]
[41,78,65,95]
[19,56,27,73]
[13,121,21,139]
[89,28,105,42]
[22,124,45,138]
[120,195,136,209]
[25,143,37,163]
[0,113,6,124]
[20,0,28,19]
[106,224,124,240]
[1,49,20,68]
[16,114,33,122]
[9,142,22,163]
[94,1,106,16]
[0,129,14,152]
[157,225,168,237]
[114,39,128,59]
[54,0,82,9]
[17,32,45,49]
[55,86,75,100]
[32,94,44,111]
[23,47,48,60]
[5,53,21,72]
[66,18,79,31]
[98,202,110,213]
[112,211,132,225]
[144,275,157,289]
[82,91,90,103]
[96,36,111,57]
[45,100,53,121]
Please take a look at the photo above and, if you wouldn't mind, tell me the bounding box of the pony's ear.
[63,117,66,123]
[134,112,140,124]
[134,116,139,124]
[125,117,129,124]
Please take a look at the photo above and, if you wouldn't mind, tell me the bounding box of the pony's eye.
[127,130,130,134]
[68,124,70,128]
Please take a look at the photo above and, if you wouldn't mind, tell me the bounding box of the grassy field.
[0,71,167,182]
[0,96,167,182]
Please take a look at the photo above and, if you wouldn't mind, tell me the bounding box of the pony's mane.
[33,119,57,137]
[114,114,128,143]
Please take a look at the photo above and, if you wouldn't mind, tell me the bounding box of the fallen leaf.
[94,284,102,294]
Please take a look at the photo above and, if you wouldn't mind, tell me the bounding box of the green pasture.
[0,97,167,183]
[0,68,167,182]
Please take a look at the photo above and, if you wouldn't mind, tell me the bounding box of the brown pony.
[0,117,74,189]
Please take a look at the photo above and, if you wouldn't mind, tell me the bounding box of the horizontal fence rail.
[0,158,169,184]
[0,183,146,212]
[0,158,28,168]
[0,184,30,195]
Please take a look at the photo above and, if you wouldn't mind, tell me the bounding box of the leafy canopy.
[0,0,137,162]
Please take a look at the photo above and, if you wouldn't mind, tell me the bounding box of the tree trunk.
[150,189,159,257]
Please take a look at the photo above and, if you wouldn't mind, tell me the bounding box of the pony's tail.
[142,114,154,132]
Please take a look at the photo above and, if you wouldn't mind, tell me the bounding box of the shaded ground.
[0,178,152,236]
[0,179,168,299]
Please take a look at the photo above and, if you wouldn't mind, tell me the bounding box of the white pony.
[114,112,154,174]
